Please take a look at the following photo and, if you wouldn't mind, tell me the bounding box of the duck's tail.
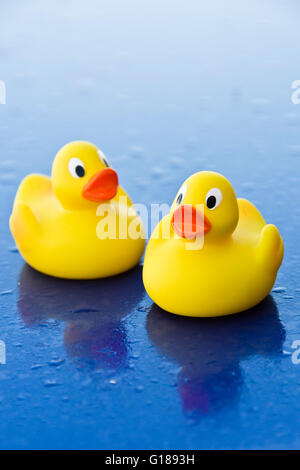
[9,203,42,253]
[256,224,284,273]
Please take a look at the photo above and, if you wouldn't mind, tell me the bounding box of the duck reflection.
[146,297,285,416]
[18,264,144,370]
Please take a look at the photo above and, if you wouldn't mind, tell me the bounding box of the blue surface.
[0,0,300,450]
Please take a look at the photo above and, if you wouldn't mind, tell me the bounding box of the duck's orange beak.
[171,205,211,239]
[82,168,119,202]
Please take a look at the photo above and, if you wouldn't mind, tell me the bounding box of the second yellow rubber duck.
[10,141,145,279]
[143,171,284,317]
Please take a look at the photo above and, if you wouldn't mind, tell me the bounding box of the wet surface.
[0,0,300,449]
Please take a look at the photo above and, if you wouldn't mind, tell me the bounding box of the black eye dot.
[75,165,85,177]
[206,195,216,209]
[103,158,109,167]
[176,193,183,205]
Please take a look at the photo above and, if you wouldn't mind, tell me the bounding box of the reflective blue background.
[0,0,299,450]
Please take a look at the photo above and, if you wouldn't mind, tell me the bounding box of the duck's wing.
[13,173,52,208]
[234,198,266,242]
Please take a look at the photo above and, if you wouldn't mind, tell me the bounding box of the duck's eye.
[68,158,85,178]
[206,188,222,210]
[175,183,187,205]
[98,149,110,167]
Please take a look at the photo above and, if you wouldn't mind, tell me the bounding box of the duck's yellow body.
[143,171,284,317]
[10,142,145,279]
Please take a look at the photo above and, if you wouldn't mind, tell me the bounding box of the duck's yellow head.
[52,141,119,210]
[170,171,239,242]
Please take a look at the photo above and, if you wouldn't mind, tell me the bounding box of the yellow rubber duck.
[143,171,284,317]
[10,141,145,279]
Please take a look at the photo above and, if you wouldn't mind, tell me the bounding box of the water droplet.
[0,289,13,295]
[48,358,65,367]
[137,306,146,312]
[184,136,199,149]
[129,145,144,157]
[44,379,60,387]
[187,418,197,426]
[151,378,159,383]
[151,166,166,177]
[71,308,98,314]
[241,182,254,192]
[31,364,43,370]
[283,112,300,125]
[170,156,184,168]
[249,98,269,112]
[17,394,25,401]
[272,287,286,293]
[288,145,300,156]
